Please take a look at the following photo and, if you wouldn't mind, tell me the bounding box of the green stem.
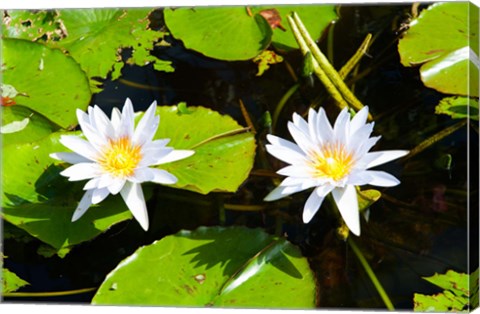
[348,237,395,311]
[291,12,366,112]
[272,82,301,133]
[4,287,96,298]
[287,16,348,111]
[338,33,372,80]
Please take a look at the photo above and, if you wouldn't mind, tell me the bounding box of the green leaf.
[435,96,479,121]
[357,189,381,212]
[2,268,29,293]
[413,269,476,312]
[253,50,284,76]
[56,9,171,92]
[1,105,59,147]
[1,132,133,253]
[1,38,92,128]
[2,10,64,42]
[164,7,273,61]
[151,106,256,194]
[92,226,316,308]
[398,3,479,96]
[251,5,338,51]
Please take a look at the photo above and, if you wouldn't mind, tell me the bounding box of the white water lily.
[264,106,408,236]
[51,98,194,231]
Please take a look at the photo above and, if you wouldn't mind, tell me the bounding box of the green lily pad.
[435,96,479,121]
[1,38,91,128]
[92,226,316,308]
[55,8,173,92]
[1,105,59,147]
[152,105,256,194]
[164,7,273,61]
[398,2,479,97]
[2,268,29,293]
[2,10,64,42]
[413,269,475,312]
[251,5,337,51]
[1,132,132,253]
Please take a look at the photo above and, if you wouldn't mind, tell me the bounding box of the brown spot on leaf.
[259,9,286,31]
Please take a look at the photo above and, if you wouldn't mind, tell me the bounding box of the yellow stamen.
[311,143,353,181]
[99,137,142,177]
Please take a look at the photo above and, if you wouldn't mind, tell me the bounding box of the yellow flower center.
[311,143,354,181]
[99,137,142,177]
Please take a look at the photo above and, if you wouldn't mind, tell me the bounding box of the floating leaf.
[55,8,172,92]
[92,226,316,308]
[1,38,91,128]
[2,268,29,293]
[164,7,273,61]
[398,3,479,96]
[413,269,475,312]
[2,10,64,42]
[151,106,256,194]
[1,106,59,147]
[253,50,284,76]
[1,132,133,253]
[435,96,479,121]
[252,5,338,51]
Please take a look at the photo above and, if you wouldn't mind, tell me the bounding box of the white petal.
[264,185,294,201]
[350,106,369,135]
[138,147,173,168]
[91,187,110,204]
[315,107,334,144]
[97,174,115,189]
[150,168,178,184]
[60,163,102,181]
[83,177,101,190]
[111,107,122,131]
[331,185,361,236]
[93,105,115,140]
[292,112,310,137]
[277,165,311,177]
[120,181,149,231]
[364,150,409,169]
[133,101,159,146]
[76,110,107,149]
[59,135,99,161]
[333,108,351,145]
[287,121,316,154]
[119,98,135,139]
[307,108,318,144]
[50,152,91,164]
[130,167,155,183]
[72,190,94,222]
[153,149,194,165]
[282,177,318,189]
[266,143,306,166]
[302,188,325,223]
[364,170,401,187]
[345,171,374,186]
[267,134,305,156]
[107,177,126,195]
[349,123,374,154]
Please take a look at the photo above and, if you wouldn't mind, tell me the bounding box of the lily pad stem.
[272,83,301,133]
[348,237,395,311]
[4,287,97,298]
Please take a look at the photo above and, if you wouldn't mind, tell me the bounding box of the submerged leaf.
[253,50,284,76]
[435,96,479,121]
[92,226,316,308]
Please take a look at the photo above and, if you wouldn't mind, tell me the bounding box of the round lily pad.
[1,38,91,128]
[92,226,316,308]
[398,3,479,96]
[164,7,273,60]
[152,105,256,194]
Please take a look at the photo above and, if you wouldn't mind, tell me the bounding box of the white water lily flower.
[264,106,408,236]
[51,98,194,231]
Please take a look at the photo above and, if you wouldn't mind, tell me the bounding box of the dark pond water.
[3,3,478,310]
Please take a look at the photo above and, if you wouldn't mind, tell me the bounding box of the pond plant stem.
[4,287,97,298]
[290,12,367,113]
[348,237,395,311]
[272,83,300,133]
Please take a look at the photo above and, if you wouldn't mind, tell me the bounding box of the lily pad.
[151,105,256,194]
[2,268,29,293]
[164,7,273,61]
[2,10,64,42]
[1,105,59,147]
[1,38,91,128]
[55,8,173,92]
[92,226,316,308]
[251,5,338,51]
[435,96,479,121]
[1,132,133,253]
[398,2,479,96]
